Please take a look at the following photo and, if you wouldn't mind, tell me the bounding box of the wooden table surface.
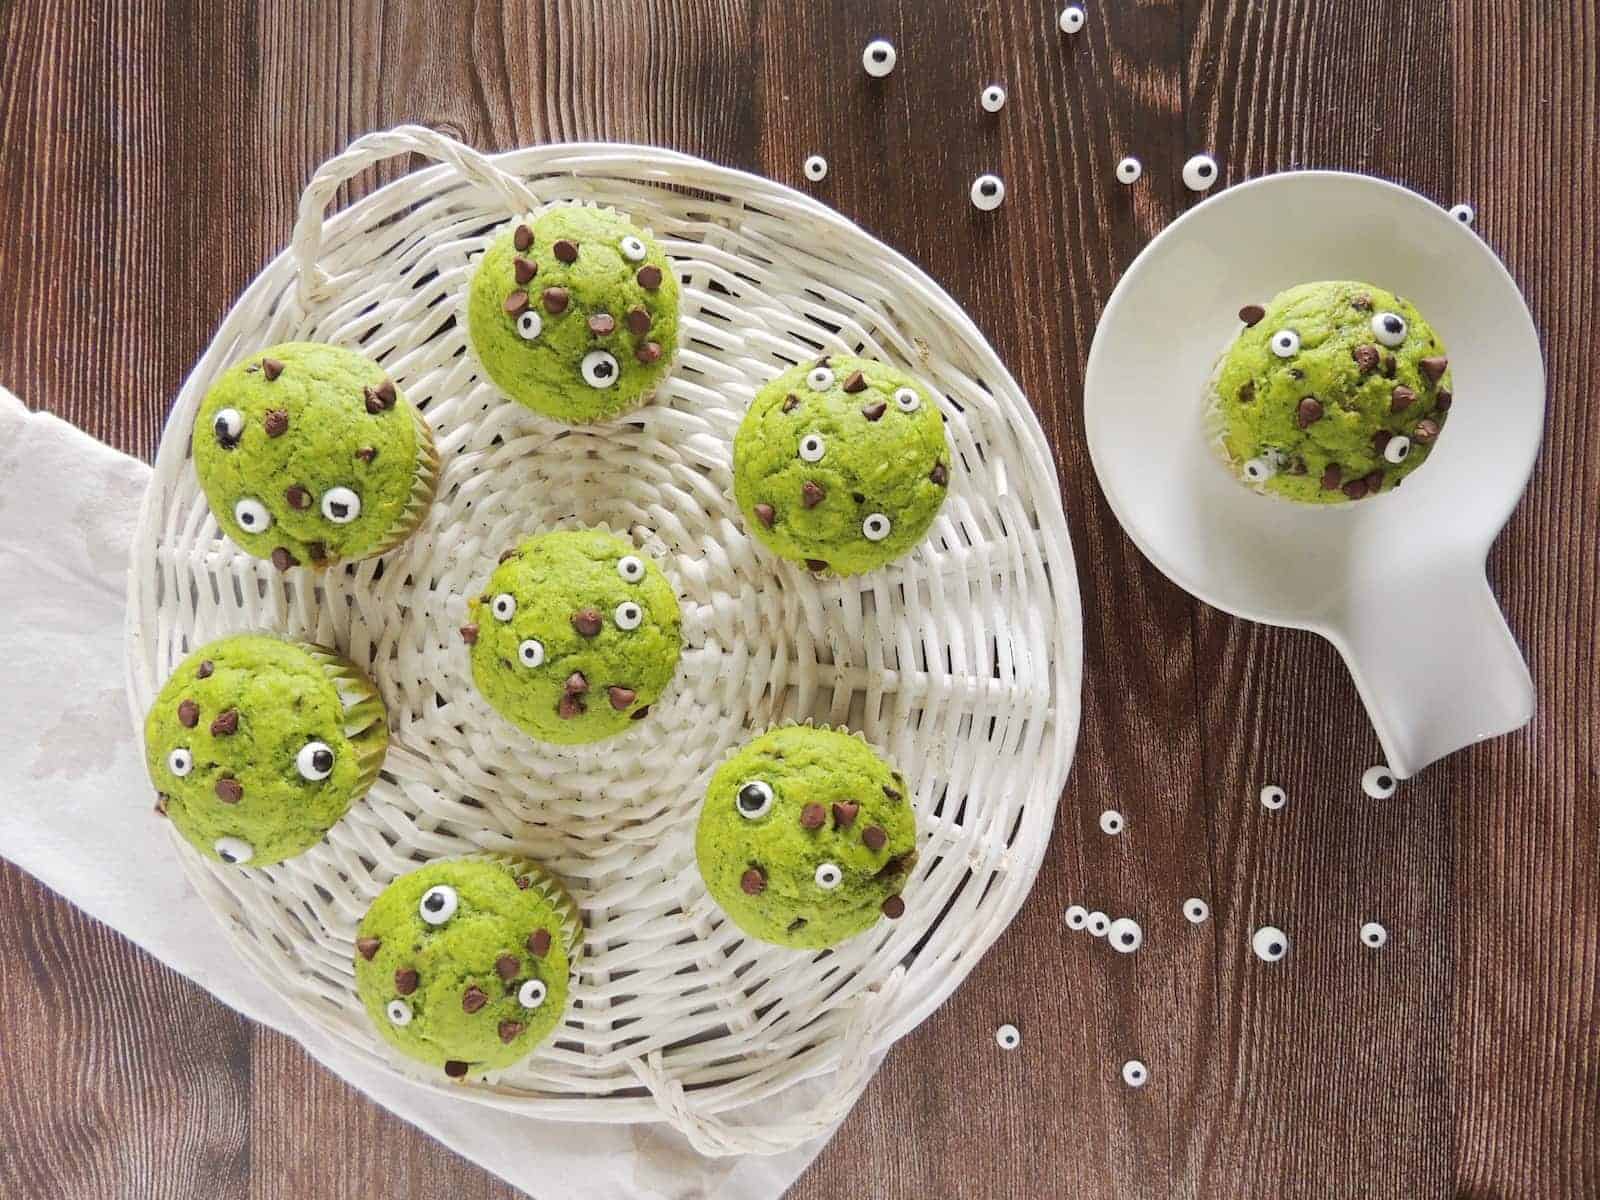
[3,2,1596,1197]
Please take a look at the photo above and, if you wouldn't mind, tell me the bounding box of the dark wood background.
[2,1,1595,1197]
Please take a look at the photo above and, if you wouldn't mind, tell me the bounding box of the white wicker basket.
[123,126,1082,1155]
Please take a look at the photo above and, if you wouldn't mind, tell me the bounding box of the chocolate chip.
[863,824,888,851]
[805,559,829,572]
[154,794,169,816]
[1413,418,1441,444]
[177,699,199,728]
[513,257,537,284]
[782,393,800,413]
[571,609,602,637]
[498,549,516,563]
[635,341,663,364]
[1371,430,1393,455]
[498,1020,524,1044]
[374,380,396,406]
[842,370,867,393]
[263,409,288,437]
[565,671,589,695]
[1436,389,1453,412]
[395,968,419,995]
[261,358,284,381]
[1238,380,1255,403]
[307,541,327,564]
[542,287,569,314]
[355,447,377,463]
[883,785,902,801]
[930,462,948,486]
[1383,353,1398,379]
[1296,397,1324,429]
[1320,464,1343,490]
[1291,457,1308,475]
[515,876,531,889]
[740,867,766,895]
[553,239,578,263]
[512,221,535,251]
[270,547,298,571]
[364,389,386,414]
[800,803,826,830]
[1391,385,1417,413]
[197,660,214,679]
[1364,469,1384,493]
[285,484,311,510]
[801,481,825,508]
[558,693,586,720]
[815,356,831,369]
[459,624,478,645]
[1353,344,1380,373]
[503,290,530,316]
[356,937,381,961]
[1351,293,1373,311]
[527,929,552,957]
[753,502,775,528]
[444,1060,469,1079]
[210,708,239,736]
[1419,355,1449,383]
[608,685,636,710]
[881,895,906,919]
[1342,478,1370,501]
[462,986,488,1014]
[625,307,651,335]
[215,777,243,804]
[861,401,887,421]
[588,313,616,336]
[832,802,859,828]
[631,706,651,721]
[877,850,917,879]
[1238,304,1266,326]
[636,265,663,290]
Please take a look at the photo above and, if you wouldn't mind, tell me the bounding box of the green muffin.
[143,634,388,867]
[695,726,918,950]
[467,206,680,423]
[353,856,581,1079]
[733,356,950,575]
[1209,281,1453,503]
[463,529,682,745]
[194,342,438,569]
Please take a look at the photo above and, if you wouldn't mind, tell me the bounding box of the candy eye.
[214,836,254,865]
[1361,921,1389,949]
[1182,153,1219,192]
[995,1024,1021,1050]
[806,366,834,392]
[970,173,1005,211]
[1063,904,1089,931]
[862,513,892,542]
[1270,329,1300,358]
[862,37,896,77]
[1183,898,1210,924]
[1252,925,1289,962]
[1242,457,1275,484]
[980,84,1006,113]
[387,999,413,1026]
[419,885,459,925]
[518,978,548,1009]
[1098,809,1125,835]
[617,555,645,583]
[618,235,647,262]
[296,741,335,781]
[1115,156,1143,185]
[894,387,921,412]
[798,432,826,462]
[814,862,843,890]
[803,154,828,182]
[213,407,244,447]
[736,781,773,819]
[1362,765,1398,799]
[1086,910,1110,937]
[518,639,545,668]
[1108,917,1143,953]
[1449,202,1475,226]
[613,601,643,631]
[1371,312,1408,347]
[322,487,361,524]
[581,350,620,388]
[167,748,194,777]
[1383,435,1412,464]
[491,593,517,621]
[1122,1059,1149,1088]
[517,311,543,341]
[1259,784,1287,810]
[233,497,272,532]
[1059,4,1085,33]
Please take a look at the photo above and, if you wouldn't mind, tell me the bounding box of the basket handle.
[627,966,907,1156]
[291,124,538,310]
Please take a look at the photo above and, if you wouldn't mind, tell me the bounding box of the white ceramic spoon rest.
[1085,171,1542,778]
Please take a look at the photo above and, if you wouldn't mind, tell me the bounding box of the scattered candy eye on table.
[862,37,896,78]
[971,173,1006,211]
[980,83,1006,113]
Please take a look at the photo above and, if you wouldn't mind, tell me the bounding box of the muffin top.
[1214,281,1453,503]
[733,355,950,575]
[143,634,388,866]
[465,529,682,745]
[695,726,917,950]
[193,342,430,568]
[353,858,579,1078]
[467,206,680,423]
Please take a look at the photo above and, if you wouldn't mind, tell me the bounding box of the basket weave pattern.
[124,127,1081,1153]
